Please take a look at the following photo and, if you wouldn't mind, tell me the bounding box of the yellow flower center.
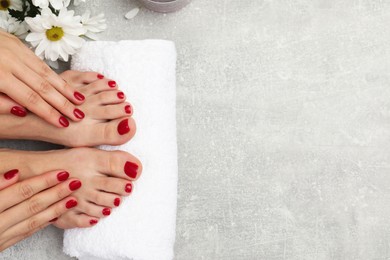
[45,26,64,42]
[0,0,10,10]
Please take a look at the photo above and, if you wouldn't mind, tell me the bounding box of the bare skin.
[0,71,142,229]
[0,147,142,229]
[0,70,135,147]
[0,31,86,128]
[0,169,79,251]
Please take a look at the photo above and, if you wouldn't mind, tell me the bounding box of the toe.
[53,211,100,229]
[89,189,123,208]
[78,200,112,218]
[93,176,133,196]
[61,70,101,88]
[96,149,143,181]
[78,78,119,96]
[88,90,126,105]
[96,116,136,146]
[88,102,133,120]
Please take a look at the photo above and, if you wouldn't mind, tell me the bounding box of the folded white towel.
[63,40,178,260]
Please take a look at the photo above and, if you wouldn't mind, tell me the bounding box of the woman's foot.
[0,147,142,229]
[0,71,135,147]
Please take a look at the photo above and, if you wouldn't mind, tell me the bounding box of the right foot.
[0,147,142,229]
[0,71,135,147]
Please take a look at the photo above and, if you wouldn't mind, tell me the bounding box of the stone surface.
[2,0,390,259]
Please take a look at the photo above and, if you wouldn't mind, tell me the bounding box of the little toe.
[54,211,100,229]
[61,70,101,88]
[78,78,119,96]
[93,176,134,196]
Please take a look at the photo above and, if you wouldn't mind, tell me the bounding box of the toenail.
[125,183,133,193]
[59,116,69,127]
[10,106,26,117]
[66,199,78,209]
[102,208,111,216]
[124,161,139,179]
[90,219,98,225]
[114,198,121,207]
[125,105,132,114]
[108,80,116,88]
[49,217,58,222]
[69,180,82,191]
[117,119,130,135]
[4,169,18,180]
[117,92,125,99]
[97,74,104,79]
[73,108,85,119]
[57,171,69,182]
[74,91,85,101]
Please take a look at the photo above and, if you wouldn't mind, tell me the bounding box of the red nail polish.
[4,169,18,180]
[90,219,98,225]
[66,199,78,209]
[10,106,27,117]
[59,116,69,127]
[97,74,104,79]
[73,108,85,119]
[117,92,125,99]
[49,217,58,222]
[74,91,85,101]
[125,105,132,114]
[102,208,111,216]
[114,198,121,207]
[124,161,139,179]
[57,171,69,182]
[108,80,116,88]
[125,183,133,193]
[117,119,130,135]
[69,180,82,191]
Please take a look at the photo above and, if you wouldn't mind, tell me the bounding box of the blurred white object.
[125,7,140,19]
[137,0,191,13]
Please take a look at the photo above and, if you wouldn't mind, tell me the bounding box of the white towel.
[63,40,178,260]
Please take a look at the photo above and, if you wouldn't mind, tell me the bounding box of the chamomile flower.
[0,0,22,11]
[32,0,65,10]
[25,8,86,61]
[0,11,28,37]
[81,10,106,40]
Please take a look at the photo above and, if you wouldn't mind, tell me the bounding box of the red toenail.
[74,91,85,101]
[102,208,111,216]
[125,183,133,193]
[49,217,58,222]
[66,199,78,209]
[114,198,121,207]
[90,219,98,225]
[117,92,125,99]
[73,108,85,119]
[10,106,26,117]
[124,161,139,179]
[69,180,82,191]
[57,171,69,182]
[108,80,116,88]
[97,74,104,79]
[59,116,69,127]
[125,105,132,114]
[117,119,130,135]
[4,169,18,180]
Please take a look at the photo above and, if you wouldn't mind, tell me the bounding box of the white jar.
[137,0,191,13]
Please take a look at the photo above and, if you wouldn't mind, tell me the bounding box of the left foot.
[0,71,135,147]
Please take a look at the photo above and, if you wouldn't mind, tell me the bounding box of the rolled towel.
[63,40,178,260]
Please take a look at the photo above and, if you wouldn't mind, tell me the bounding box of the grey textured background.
[2,0,390,259]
